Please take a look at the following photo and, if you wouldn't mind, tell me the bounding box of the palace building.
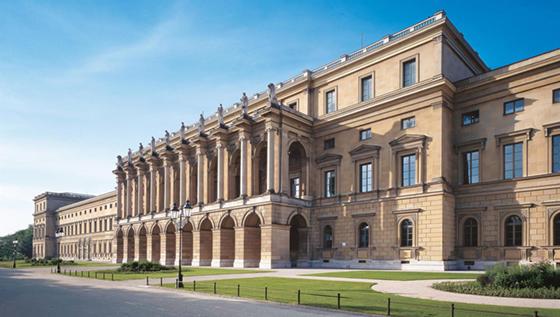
[32,11,560,271]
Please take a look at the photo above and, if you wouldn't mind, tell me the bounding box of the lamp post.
[171,200,192,288]
[55,229,65,273]
[12,240,18,269]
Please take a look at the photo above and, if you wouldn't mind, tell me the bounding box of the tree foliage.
[0,225,33,261]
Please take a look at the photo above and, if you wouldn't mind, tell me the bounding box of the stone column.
[266,127,276,192]
[259,224,290,269]
[196,148,204,205]
[191,230,202,266]
[163,159,171,211]
[125,173,132,218]
[211,229,222,267]
[115,171,125,219]
[136,169,144,216]
[149,163,157,212]
[179,154,186,206]
[216,143,224,202]
[239,135,247,197]
[134,230,141,261]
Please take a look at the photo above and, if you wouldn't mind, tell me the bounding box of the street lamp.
[170,200,192,288]
[55,229,65,273]
[12,240,18,269]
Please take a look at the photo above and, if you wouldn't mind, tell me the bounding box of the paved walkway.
[14,266,560,310]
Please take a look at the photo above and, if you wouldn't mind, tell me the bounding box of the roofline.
[455,48,560,90]
[56,190,117,212]
[33,192,94,202]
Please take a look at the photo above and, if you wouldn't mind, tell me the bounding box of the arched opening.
[208,156,218,203]
[228,149,241,199]
[151,225,161,263]
[182,222,193,265]
[199,218,213,266]
[126,228,134,262]
[165,223,176,265]
[400,219,413,247]
[219,215,236,267]
[463,218,478,247]
[505,215,523,246]
[255,144,267,194]
[288,142,307,198]
[138,226,147,261]
[554,214,560,246]
[289,214,308,267]
[243,213,261,267]
[358,223,369,248]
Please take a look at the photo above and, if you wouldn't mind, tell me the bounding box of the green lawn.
[306,270,481,280]
[67,267,268,281]
[163,277,560,317]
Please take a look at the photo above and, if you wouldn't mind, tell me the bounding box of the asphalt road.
[0,269,365,317]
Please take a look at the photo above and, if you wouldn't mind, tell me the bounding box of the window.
[463,151,480,184]
[553,135,560,173]
[401,154,416,187]
[463,218,478,247]
[400,219,413,247]
[401,117,416,130]
[504,143,523,179]
[288,102,298,110]
[324,138,335,150]
[462,110,479,126]
[326,90,336,113]
[358,223,369,248]
[504,99,524,115]
[290,177,300,198]
[361,75,373,101]
[323,225,333,249]
[554,214,560,246]
[402,58,416,87]
[553,89,560,104]
[359,163,373,192]
[359,128,372,141]
[505,215,523,246]
[324,170,336,198]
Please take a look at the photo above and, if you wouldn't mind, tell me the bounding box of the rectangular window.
[554,89,560,104]
[503,99,524,115]
[359,128,372,141]
[361,75,372,101]
[326,90,336,113]
[463,151,480,184]
[359,163,373,193]
[553,135,560,173]
[462,110,480,126]
[288,102,298,110]
[324,170,336,198]
[324,138,335,150]
[402,58,416,87]
[290,177,300,198]
[401,117,416,130]
[504,142,523,179]
[401,154,416,187]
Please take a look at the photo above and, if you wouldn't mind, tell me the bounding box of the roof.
[56,190,117,212]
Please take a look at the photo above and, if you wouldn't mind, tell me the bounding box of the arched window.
[323,225,333,249]
[463,218,478,247]
[400,219,413,247]
[553,214,560,246]
[358,223,369,248]
[505,215,523,246]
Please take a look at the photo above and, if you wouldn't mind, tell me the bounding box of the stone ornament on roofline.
[267,83,279,106]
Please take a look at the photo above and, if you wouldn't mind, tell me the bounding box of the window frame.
[401,57,417,88]
[463,217,478,247]
[401,153,417,187]
[324,138,335,150]
[359,128,372,141]
[325,89,337,114]
[324,170,336,198]
[360,74,373,102]
[359,162,373,193]
[400,219,414,247]
[553,89,560,104]
[553,134,560,173]
[503,142,523,180]
[323,225,333,249]
[463,150,480,184]
[401,117,416,130]
[553,213,560,246]
[358,222,370,248]
[462,110,480,127]
[504,215,523,247]
[503,98,524,115]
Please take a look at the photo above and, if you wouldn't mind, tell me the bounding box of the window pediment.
[389,134,427,148]
[315,153,342,167]
[495,128,535,146]
[349,144,381,160]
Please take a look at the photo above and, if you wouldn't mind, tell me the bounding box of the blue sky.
[1,0,559,235]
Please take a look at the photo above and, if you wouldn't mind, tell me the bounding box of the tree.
[0,225,33,260]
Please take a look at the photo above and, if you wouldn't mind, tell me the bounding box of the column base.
[191,259,211,266]
[233,259,260,268]
[258,259,291,269]
[211,259,234,267]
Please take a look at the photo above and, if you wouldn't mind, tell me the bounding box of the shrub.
[117,261,173,272]
[480,262,560,289]
[433,281,560,299]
